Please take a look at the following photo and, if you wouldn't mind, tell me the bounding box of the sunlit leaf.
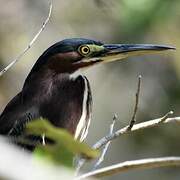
[26,118,99,167]
[34,144,74,167]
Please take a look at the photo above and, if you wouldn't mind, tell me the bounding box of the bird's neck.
[22,67,79,101]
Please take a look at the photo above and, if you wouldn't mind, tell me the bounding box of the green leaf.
[33,144,74,167]
[26,118,99,167]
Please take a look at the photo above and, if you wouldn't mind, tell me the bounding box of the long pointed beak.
[100,44,175,62]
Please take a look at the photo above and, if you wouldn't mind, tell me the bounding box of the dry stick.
[0,0,53,77]
[91,76,141,170]
[76,157,180,179]
[76,111,175,172]
[128,75,142,130]
[92,114,117,170]
[93,111,174,149]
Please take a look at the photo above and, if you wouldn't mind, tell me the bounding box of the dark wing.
[0,92,39,136]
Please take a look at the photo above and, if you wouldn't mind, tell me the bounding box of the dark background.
[0,0,180,179]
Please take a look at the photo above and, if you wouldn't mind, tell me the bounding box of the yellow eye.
[78,45,91,56]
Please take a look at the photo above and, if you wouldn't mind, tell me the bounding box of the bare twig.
[0,0,53,77]
[128,75,142,130]
[159,111,174,123]
[92,114,117,170]
[93,111,174,149]
[76,115,117,174]
[76,156,180,179]
[76,112,176,172]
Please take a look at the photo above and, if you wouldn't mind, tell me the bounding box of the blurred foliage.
[26,119,99,168]
[116,0,178,41]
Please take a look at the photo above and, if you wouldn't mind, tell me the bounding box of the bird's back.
[0,92,39,136]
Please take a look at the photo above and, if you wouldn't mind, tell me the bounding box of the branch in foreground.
[76,156,180,179]
[0,0,52,77]
[92,114,117,170]
[89,76,141,171]
[93,111,174,149]
[76,111,176,172]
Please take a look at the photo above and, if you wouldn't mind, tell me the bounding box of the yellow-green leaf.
[26,118,99,167]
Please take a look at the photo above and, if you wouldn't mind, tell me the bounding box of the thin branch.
[0,0,53,77]
[128,75,142,130]
[76,112,176,172]
[92,114,117,170]
[76,156,180,179]
[159,111,174,123]
[93,111,174,149]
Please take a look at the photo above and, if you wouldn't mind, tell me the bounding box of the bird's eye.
[78,45,91,56]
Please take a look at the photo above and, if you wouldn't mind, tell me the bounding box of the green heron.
[0,38,174,147]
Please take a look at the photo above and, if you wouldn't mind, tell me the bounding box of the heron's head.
[32,38,175,74]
